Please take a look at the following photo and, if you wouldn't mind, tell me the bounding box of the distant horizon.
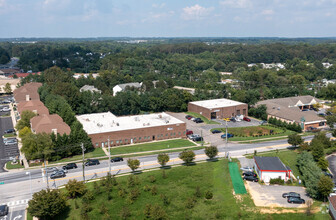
[1,36,336,39]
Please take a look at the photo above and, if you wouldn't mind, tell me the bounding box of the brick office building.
[76,112,186,148]
[188,98,248,120]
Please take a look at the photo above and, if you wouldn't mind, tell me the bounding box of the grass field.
[6,161,24,169]
[246,149,301,180]
[212,125,295,141]
[185,112,220,124]
[31,158,330,220]
[50,148,106,164]
[109,139,196,155]
[3,133,16,138]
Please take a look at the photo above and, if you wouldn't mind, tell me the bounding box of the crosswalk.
[0,199,29,207]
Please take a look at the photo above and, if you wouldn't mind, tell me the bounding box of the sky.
[1,0,336,38]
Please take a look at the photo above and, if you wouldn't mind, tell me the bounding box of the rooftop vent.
[277,107,280,110]
[116,123,119,126]
[158,114,162,118]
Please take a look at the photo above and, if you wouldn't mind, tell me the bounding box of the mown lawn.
[212,125,295,141]
[109,139,196,155]
[185,111,220,124]
[50,148,106,164]
[246,149,302,180]
[3,133,16,138]
[33,159,330,220]
[6,161,24,169]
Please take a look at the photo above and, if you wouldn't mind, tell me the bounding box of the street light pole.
[26,171,32,199]
[44,159,49,189]
[81,143,86,182]
[108,137,111,175]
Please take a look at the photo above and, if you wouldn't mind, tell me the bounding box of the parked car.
[4,129,15,134]
[259,120,268,125]
[323,171,333,178]
[211,129,221,134]
[243,175,258,182]
[62,163,78,170]
[230,117,236,122]
[3,137,16,143]
[4,139,17,145]
[194,118,204,123]
[188,134,200,140]
[221,133,234,138]
[111,157,124,162]
[243,117,251,122]
[50,170,66,179]
[0,204,9,217]
[287,197,305,204]
[185,115,192,120]
[243,171,257,177]
[1,100,11,104]
[186,129,193,135]
[223,118,230,122]
[240,167,253,172]
[193,136,203,142]
[85,159,100,166]
[46,167,59,173]
[0,107,10,112]
[282,192,300,198]
[191,117,196,122]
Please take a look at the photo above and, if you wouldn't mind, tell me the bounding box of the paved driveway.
[246,182,310,208]
[327,154,336,183]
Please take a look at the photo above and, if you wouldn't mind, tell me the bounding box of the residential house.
[30,114,71,135]
[113,82,142,96]
[254,156,292,183]
[80,85,101,93]
[13,82,42,103]
[17,100,49,115]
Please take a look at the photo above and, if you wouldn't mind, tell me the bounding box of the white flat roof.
[189,98,246,109]
[76,112,185,134]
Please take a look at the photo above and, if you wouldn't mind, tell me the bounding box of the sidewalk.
[9,102,29,168]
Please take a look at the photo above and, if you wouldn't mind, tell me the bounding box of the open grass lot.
[185,111,220,124]
[50,148,106,164]
[3,133,16,138]
[212,125,295,141]
[246,149,302,180]
[109,139,196,155]
[33,159,330,220]
[6,161,24,169]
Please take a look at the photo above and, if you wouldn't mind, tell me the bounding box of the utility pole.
[225,120,228,158]
[108,137,111,175]
[81,143,85,182]
[44,159,49,189]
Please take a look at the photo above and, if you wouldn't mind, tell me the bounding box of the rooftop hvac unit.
[143,123,146,126]
[147,123,150,126]
[277,107,280,110]
[159,114,162,118]
[116,123,119,126]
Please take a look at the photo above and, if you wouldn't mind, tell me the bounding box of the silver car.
[240,167,254,172]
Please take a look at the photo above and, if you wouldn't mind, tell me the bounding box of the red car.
[243,117,251,122]
[186,129,193,135]
[185,115,192,120]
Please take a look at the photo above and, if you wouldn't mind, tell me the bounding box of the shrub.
[65,179,87,198]
[151,185,158,195]
[205,190,213,200]
[269,177,284,185]
[144,204,152,218]
[118,188,127,198]
[127,175,135,187]
[194,186,202,198]
[149,175,156,183]
[185,197,196,209]
[161,194,170,206]
[128,188,140,202]
[143,185,151,192]
[120,206,131,220]
[82,190,94,203]
[150,204,167,220]
[204,146,218,160]
[100,203,108,214]
[179,150,196,165]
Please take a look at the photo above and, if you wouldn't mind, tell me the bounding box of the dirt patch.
[260,208,305,214]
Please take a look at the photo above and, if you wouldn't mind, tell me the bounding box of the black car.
[230,117,236,122]
[194,118,204,123]
[0,205,8,217]
[1,100,11,104]
[111,157,124,162]
[243,175,258,182]
[85,159,100,166]
[211,130,221,134]
[193,136,204,142]
[243,171,257,177]
[4,129,15,134]
[323,171,333,178]
[287,197,305,204]
[282,192,300,198]
[62,163,78,170]
[50,170,66,179]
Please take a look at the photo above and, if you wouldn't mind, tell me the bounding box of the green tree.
[317,157,329,171]
[287,133,304,147]
[21,133,54,160]
[179,150,196,166]
[18,126,31,139]
[65,179,87,198]
[16,110,36,130]
[204,146,218,160]
[4,82,12,94]
[127,158,140,172]
[326,115,336,129]
[318,175,334,201]
[27,189,67,220]
[157,153,170,167]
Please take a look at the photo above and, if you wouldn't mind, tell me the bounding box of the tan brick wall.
[89,123,186,148]
[188,103,248,120]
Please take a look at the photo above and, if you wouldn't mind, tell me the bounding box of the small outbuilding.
[254,156,292,183]
[188,98,248,120]
[329,195,336,219]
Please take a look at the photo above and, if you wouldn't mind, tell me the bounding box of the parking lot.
[0,98,19,173]
[245,182,310,208]
[168,112,261,145]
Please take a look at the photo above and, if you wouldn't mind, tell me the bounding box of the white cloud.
[182,4,214,20]
[261,9,274,15]
[220,0,252,9]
